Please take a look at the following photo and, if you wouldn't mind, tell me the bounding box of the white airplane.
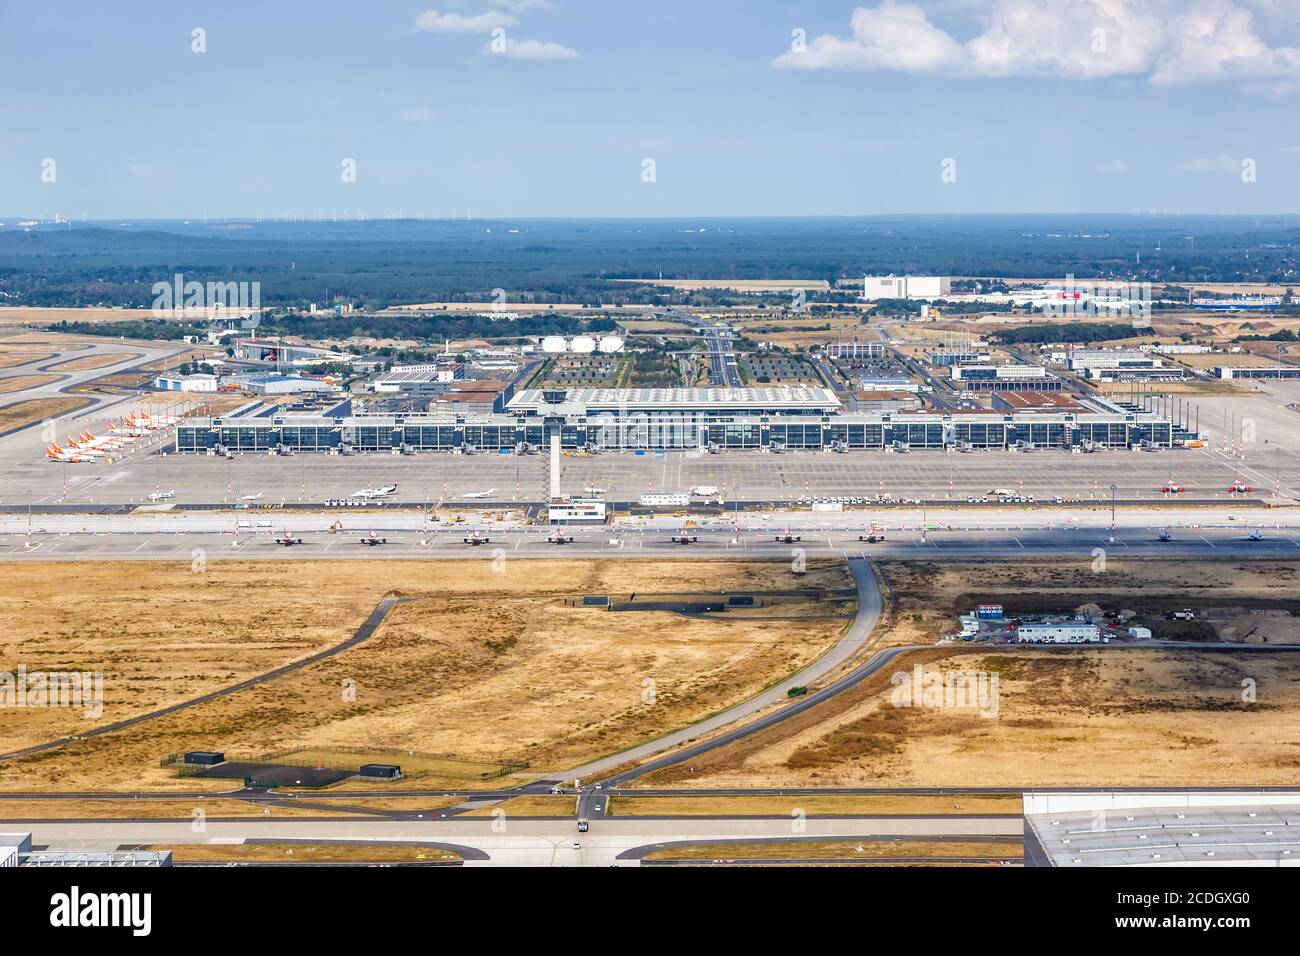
[461,488,497,499]
[689,485,720,498]
[111,419,151,438]
[583,485,606,496]
[82,432,135,452]
[238,492,264,501]
[147,490,175,501]
[351,484,398,499]
[62,435,106,457]
[46,442,95,463]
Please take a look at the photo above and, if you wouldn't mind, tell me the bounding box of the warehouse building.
[824,341,887,361]
[1016,621,1103,644]
[862,276,951,300]
[154,373,218,392]
[950,365,1063,391]
[239,373,342,396]
[1215,365,1300,380]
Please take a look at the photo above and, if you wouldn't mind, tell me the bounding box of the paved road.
[15,815,1024,866]
[566,558,883,788]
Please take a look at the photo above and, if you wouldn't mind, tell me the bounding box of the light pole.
[1109,482,1117,544]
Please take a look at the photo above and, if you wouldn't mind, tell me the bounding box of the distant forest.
[0,215,1295,312]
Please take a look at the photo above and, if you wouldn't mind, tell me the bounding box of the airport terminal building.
[176,386,1182,454]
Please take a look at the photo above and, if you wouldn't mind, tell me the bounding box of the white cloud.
[487,37,578,60]
[1097,158,1127,174]
[414,10,516,34]
[774,0,1300,91]
[1180,152,1240,172]
[397,106,436,124]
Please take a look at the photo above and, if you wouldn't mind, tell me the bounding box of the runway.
[0,504,1295,560]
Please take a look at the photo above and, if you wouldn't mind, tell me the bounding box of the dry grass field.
[0,374,61,393]
[460,796,577,816]
[46,352,141,372]
[607,794,1020,816]
[142,842,461,863]
[611,278,832,292]
[0,397,92,433]
[0,798,344,819]
[0,559,852,793]
[0,350,55,369]
[0,308,156,326]
[637,559,1300,789]
[643,839,1020,862]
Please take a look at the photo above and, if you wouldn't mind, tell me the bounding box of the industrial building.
[950,365,1062,391]
[1065,346,1185,381]
[1214,365,1300,380]
[370,362,464,396]
[1024,792,1300,866]
[2,832,172,867]
[824,341,886,361]
[1016,621,1104,643]
[239,373,342,396]
[233,338,353,365]
[154,373,218,392]
[176,385,1182,454]
[862,276,951,300]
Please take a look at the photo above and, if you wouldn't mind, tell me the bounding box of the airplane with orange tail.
[63,435,106,456]
[78,429,132,450]
[46,442,95,463]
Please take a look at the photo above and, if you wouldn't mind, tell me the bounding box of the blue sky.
[2,0,1298,218]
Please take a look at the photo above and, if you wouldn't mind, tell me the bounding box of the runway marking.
[1013,538,1024,549]
[1200,536,1217,549]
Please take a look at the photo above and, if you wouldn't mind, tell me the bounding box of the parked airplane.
[774,528,801,544]
[63,436,105,456]
[238,492,264,501]
[78,430,131,450]
[461,488,497,499]
[276,530,305,546]
[111,419,151,437]
[547,530,574,545]
[352,484,398,499]
[463,529,491,545]
[358,530,388,546]
[583,485,606,496]
[670,530,698,545]
[859,528,887,543]
[46,443,94,463]
[1160,483,1185,494]
[1229,481,1254,494]
[689,485,720,498]
[147,490,175,501]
